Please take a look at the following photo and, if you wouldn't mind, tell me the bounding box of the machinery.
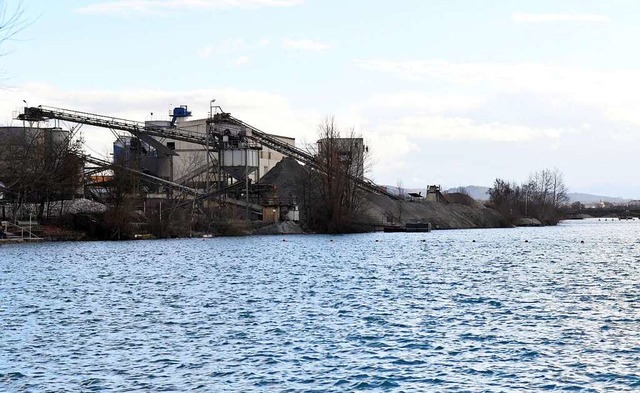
[18,104,399,218]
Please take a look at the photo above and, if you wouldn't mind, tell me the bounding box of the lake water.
[1,219,639,392]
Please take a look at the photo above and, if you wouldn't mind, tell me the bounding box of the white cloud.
[234,56,250,65]
[366,132,419,173]
[283,39,331,52]
[372,115,564,143]
[0,83,320,159]
[197,45,215,58]
[76,0,303,15]
[512,12,610,23]
[358,92,486,115]
[197,37,269,61]
[358,59,640,129]
[197,38,246,58]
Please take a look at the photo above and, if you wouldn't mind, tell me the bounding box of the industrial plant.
[1,102,408,239]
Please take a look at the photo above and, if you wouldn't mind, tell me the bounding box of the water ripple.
[1,219,640,391]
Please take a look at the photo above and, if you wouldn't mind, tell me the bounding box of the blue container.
[172,106,191,118]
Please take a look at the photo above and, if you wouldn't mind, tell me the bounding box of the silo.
[219,126,260,180]
[221,146,260,180]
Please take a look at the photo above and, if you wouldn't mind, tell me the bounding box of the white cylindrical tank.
[222,149,259,167]
[221,148,259,179]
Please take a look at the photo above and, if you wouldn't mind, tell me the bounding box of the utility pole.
[205,127,210,195]
[245,145,249,221]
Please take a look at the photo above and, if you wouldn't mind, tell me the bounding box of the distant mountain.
[443,185,630,204]
[564,193,629,204]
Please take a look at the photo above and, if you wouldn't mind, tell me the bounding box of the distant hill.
[386,184,631,204]
[443,186,630,204]
[564,193,629,204]
[444,186,490,201]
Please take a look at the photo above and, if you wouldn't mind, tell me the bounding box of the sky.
[1,0,640,197]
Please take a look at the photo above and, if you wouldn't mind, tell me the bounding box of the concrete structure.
[0,126,70,153]
[0,125,73,183]
[426,185,446,202]
[116,108,296,189]
[317,137,367,179]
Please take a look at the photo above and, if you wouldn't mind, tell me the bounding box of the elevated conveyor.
[84,156,262,212]
[19,105,399,200]
[84,155,201,195]
[19,106,209,150]
[212,113,400,200]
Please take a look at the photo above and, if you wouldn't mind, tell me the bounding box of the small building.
[317,137,367,179]
[262,198,300,223]
[426,185,443,202]
[263,205,280,223]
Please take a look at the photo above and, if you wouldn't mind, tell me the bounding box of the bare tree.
[304,116,372,233]
[489,168,569,225]
[1,1,27,80]
[101,165,138,239]
[550,167,569,209]
[1,1,24,44]
[0,126,84,222]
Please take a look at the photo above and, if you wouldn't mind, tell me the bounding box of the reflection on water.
[1,219,639,391]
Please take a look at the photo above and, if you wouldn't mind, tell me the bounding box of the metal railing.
[1,220,42,241]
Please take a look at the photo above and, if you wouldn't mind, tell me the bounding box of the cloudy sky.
[2,0,640,197]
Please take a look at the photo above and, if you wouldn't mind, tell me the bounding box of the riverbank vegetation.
[487,168,569,226]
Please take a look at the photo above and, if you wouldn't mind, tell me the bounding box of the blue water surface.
[1,219,639,392]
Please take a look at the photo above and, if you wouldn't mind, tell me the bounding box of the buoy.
[472,240,476,243]
[581,240,585,244]
[525,240,529,243]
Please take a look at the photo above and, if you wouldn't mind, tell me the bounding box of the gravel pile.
[261,158,504,229]
[46,199,108,216]
[260,157,309,200]
[365,193,503,229]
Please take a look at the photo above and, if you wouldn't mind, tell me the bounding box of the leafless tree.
[1,1,28,80]
[0,126,84,222]
[304,116,372,233]
[550,167,569,208]
[489,168,569,225]
[0,1,24,44]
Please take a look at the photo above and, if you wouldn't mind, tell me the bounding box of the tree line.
[488,168,569,225]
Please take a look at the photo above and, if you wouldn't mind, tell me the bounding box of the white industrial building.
[113,106,295,189]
